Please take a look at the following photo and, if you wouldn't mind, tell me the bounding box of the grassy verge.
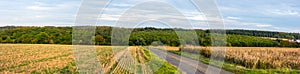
[168,50,300,74]
[139,47,181,74]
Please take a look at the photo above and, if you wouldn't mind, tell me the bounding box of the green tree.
[35,32,51,44]
[0,37,2,43]
[4,37,13,43]
[31,39,38,44]
[95,35,106,45]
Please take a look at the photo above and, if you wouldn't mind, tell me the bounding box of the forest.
[0,26,299,47]
[226,30,300,39]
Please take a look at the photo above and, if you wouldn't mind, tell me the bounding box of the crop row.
[111,47,136,74]
[0,44,127,73]
[180,46,300,69]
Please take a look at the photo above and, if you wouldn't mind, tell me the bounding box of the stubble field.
[0,44,179,74]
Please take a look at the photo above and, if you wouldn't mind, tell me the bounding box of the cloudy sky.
[0,0,299,33]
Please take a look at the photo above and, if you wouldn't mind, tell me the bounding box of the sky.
[0,0,299,33]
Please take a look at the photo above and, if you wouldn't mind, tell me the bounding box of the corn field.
[179,47,300,69]
[111,46,180,74]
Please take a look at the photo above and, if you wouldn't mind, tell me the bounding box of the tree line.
[226,29,300,39]
[0,26,299,47]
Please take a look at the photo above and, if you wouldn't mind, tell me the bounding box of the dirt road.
[148,48,232,74]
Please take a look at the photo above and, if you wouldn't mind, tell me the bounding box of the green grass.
[142,48,151,62]
[139,47,181,74]
[168,50,300,74]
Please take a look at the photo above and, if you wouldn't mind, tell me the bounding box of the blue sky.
[0,0,299,33]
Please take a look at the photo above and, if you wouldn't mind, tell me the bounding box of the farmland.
[0,44,180,74]
[157,46,300,74]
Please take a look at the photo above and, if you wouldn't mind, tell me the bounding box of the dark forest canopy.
[0,26,299,47]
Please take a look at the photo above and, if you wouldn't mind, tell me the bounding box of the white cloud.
[26,6,52,10]
[0,1,81,26]
[111,3,132,7]
[227,16,240,20]
[99,14,120,21]
[254,24,272,27]
[26,1,79,11]
[269,9,299,16]
[224,19,277,29]
[26,1,51,10]
[186,15,206,21]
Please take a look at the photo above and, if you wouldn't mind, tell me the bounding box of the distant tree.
[31,39,38,44]
[291,36,295,40]
[0,37,2,43]
[137,38,147,45]
[35,32,51,44]
[151,41,159,46]
[180,39,187,46]
[95,35,106,45]
[296,35,300,39]
[227,43,232,47]
[49,39,54,44]
[4,37,13,43]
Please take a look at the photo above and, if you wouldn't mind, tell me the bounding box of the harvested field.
[0,44,125,73]
[0,44,179,74]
